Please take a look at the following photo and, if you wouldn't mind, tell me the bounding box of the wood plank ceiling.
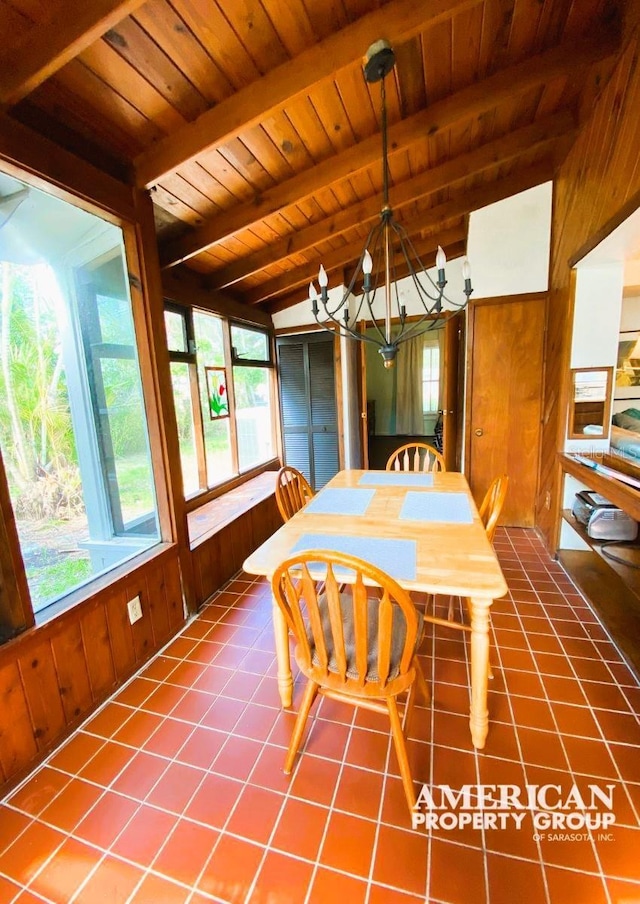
[0,0,623,315]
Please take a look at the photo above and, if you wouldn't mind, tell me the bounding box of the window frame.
[0,162,174,631]
[422,337,441,416]
[164,302,278,507]
[230,322,273,367]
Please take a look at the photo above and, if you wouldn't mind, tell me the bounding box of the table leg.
[272,598,293,708]
[468,596,492,750]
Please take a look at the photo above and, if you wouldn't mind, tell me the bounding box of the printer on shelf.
[571,490,639,541]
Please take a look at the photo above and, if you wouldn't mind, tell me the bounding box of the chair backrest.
[271,550,421,696]
[478,474,509,543]
[386,442,446,473]
[275,466,314,521]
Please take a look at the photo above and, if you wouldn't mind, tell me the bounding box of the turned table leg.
[272,598,293,708]
[468,596,492,750]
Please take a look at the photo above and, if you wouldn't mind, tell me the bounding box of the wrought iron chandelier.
[308,40,473,368]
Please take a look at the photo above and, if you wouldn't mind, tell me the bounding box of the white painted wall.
[565,263,624,454]
[272,294,319,331]
[466,182,552,298]
[570,265,623,370]
[625,259,640,286]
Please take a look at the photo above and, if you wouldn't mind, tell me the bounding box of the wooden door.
[277,333,340,490]
[467,295,546,526]
[442,313,464,471]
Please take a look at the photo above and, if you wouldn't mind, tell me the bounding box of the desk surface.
[244,470,508,600]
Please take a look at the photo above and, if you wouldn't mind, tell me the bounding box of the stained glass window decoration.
[205,366,229,420]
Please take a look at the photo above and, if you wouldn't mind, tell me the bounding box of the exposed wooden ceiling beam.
[0,0,148,108]
[245,224,468,305]
[135,0,482,189]
[263,160,554,314]
[0,112,136,219]
[159,33,614,269]
[205,111,575,290]
[162,270,272,329]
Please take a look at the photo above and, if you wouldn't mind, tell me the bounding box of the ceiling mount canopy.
[309,39,473,368]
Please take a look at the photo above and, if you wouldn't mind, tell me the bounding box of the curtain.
[396,335,424,434]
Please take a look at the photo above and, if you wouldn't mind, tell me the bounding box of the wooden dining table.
[243,468,508,750]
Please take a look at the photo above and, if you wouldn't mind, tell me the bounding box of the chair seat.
[306,592,424,682]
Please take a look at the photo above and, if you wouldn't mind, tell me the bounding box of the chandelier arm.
[321,281,354,320]
[316,304,352,333]
[359,223,389,347]
[350,290,382,342]
[363,289,390,346]
[392,224,443,303]
[321,295,350,321]
[400,230,469,308]
[388,246,409,344]
[409,268,469,313]
[321,217,382,318]
[407,269,443,314]
[313,305,384,346]
[395,313,443,344]
[318,316,383,346]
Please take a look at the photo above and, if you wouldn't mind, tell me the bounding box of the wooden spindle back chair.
[271,550,429,813]
[386,442,446,473]
[478,474,510,543]
[275,465,314,522]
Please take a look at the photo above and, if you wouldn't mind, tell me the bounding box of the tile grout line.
[503,534,612,904]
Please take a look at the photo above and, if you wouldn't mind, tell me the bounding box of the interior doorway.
[362,315,463,470]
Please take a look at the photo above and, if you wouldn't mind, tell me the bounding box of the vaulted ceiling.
[0,0,625,314]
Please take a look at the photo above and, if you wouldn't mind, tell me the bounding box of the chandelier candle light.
[309,39,473,368]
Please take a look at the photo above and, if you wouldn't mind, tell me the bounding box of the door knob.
[474,428,483,436]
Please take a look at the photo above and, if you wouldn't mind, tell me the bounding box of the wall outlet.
[127,595,143,624]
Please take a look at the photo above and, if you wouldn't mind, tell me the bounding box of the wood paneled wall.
[0,547,184,791]
[537,26,640,550]
[192,495,282,608]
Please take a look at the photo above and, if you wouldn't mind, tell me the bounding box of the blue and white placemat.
[399,491,473,524]
[304,487,375,516]
[290,532,417,581]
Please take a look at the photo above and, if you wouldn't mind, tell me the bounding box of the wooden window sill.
[187,471,279,550]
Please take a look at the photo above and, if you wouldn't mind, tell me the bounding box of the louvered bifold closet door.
[278,341,311,483]
[308,340,339,488]
[277,335,339,491]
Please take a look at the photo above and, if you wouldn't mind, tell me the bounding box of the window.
[0,171,160,619]
[422,338,441,414]
[164,306,275,497]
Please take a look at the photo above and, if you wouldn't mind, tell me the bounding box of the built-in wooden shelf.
[560,453,640,521]
[561,508,640,594]
[559,455,640,678]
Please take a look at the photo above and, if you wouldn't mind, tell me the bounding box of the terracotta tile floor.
[1,528,640,903]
